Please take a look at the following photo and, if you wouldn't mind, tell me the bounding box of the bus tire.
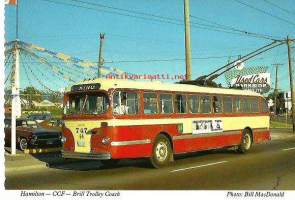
[238,129,252,153]
[150,134,173,168]
[100,159,120,167]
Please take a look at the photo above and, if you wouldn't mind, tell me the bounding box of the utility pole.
[98,33,105,78]
[184,0,192,80]
[273,63,283,115]
[287,36,295,133]
[11,0,21,155]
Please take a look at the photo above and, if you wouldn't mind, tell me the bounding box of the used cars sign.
[230,73,271,94]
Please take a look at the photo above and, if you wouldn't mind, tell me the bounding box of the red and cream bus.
[61,78,270,168]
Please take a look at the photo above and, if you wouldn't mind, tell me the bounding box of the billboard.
[224,66,271,94]
[230,73,271,94]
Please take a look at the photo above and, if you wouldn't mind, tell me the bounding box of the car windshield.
[27,114,51,121]
[65,92,109,115]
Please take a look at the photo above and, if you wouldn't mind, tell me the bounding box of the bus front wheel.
[238,129,252,153]
[150,134,173,168]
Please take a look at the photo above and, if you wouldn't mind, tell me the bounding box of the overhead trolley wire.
[39,0,281,41]
[232,0,295,27]
[262,0,295,16]
[190,15,281,41]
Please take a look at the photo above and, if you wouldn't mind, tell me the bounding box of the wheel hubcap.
[243,134,251,150]
[155,141,168,162]
[20,139,27,150]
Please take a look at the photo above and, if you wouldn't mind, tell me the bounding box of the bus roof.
[66,78,262,97]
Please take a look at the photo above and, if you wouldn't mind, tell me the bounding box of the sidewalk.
[4,148,81,173]
[4,129,295,172]
[270,128,295,140]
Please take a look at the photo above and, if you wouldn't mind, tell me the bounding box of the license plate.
[47,140,53,145]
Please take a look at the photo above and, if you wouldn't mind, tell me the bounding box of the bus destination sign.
[71,83,101,92]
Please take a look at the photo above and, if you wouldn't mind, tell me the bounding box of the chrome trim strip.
[172,128,269,140]
[173,131,241,140]
[62,151,111,160]
[111,139,151,146]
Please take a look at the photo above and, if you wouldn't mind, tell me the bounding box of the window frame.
[159,93,174,114]
[112,90,140,116]
[223,96,233,113]
[143,92,159,115]
[200,95,212,114]
[212,95,223,114]
[187,94,200,114]
[174,93,188,114]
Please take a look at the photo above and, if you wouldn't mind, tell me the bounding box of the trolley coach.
[61,78,270,168]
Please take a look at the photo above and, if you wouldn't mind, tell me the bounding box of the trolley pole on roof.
[286,36,295,133]
[98,33,105,78]
[184,0,192,80]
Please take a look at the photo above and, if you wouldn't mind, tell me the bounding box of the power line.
[40,0,183,26]
[262,0,295,16]
[233,0,295,27]
[190,15,281,41]
[39,0,280,41]
[105,55,240,64]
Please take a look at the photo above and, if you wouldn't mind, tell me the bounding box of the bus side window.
[144,93,158,114]
[113,91,139,115]
[126,92,139,114]
[223,96,233,113]
[188,95,199,113]
[250,98,259,113]
[175,94,187,113]
[160,94,173,114]
[200,96,211,113]
[213,96,222,113]
[235,97,241,112]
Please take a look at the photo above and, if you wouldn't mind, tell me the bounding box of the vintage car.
[4,118,62,151]
[26,112,52,123]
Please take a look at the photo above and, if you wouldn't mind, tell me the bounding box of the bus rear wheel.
[238,129,252,153]
[150,134,173,168]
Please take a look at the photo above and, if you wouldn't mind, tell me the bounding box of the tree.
[268,91,285,114]
[21,86,43,104]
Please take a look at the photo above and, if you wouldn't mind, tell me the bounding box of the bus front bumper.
[62,151,111,160]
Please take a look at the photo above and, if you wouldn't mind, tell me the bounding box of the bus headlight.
[102,137,111,145]
[61,136,67,144]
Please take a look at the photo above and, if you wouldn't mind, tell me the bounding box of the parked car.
[4,118,62,151]
[38,119,63,131]
[27,112,52,123]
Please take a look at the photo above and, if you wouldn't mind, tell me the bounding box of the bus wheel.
[150,134,173,168]
[238,129,252,153]
[100,159,120,167]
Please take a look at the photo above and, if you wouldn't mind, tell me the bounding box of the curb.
[6,163,47,173]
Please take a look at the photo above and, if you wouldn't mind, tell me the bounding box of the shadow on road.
[46,158,153,171]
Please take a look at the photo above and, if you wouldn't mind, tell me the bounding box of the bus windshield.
[65,92,109,115]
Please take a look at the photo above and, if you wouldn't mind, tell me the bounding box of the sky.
[4,0,295,93]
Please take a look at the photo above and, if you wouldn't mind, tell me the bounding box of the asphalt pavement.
[4,129,295,190]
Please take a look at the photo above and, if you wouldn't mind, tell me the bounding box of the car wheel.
[238,129,252,153]
[19,138,28,151]
[150,134,173,168]
[100,159,120,167]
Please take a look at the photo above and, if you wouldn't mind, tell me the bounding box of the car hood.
[32,128,61,135]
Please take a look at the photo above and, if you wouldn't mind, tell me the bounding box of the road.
[5,136,295,190]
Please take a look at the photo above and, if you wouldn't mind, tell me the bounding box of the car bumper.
[62,151,111,160]
[30,139,62,148]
